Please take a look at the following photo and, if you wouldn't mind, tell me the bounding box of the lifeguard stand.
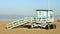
[6,10,56,30]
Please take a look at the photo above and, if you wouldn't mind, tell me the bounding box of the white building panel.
[36,10,54,22]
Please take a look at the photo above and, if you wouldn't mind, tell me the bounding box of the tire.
[45,25,49,30]
[50,24,53,29]
[27,25,31,29]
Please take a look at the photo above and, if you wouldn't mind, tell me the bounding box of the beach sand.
[0,20,60,34]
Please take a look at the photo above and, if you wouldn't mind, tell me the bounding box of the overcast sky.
[0,0,60,16]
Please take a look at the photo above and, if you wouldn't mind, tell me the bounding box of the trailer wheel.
[27,25,31,29]
[50,24,56,29]
[45,25,49,30]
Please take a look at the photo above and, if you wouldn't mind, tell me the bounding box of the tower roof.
[36,9,53,11]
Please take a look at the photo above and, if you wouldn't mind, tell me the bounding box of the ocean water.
[0,15,60,20]
[0,15,25,20]
[54,15,60,20]
[0,17,22,20]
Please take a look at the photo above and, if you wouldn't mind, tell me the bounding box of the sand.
[0,20,60,34]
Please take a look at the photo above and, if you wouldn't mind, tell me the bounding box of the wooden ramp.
[6,17,33,29]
